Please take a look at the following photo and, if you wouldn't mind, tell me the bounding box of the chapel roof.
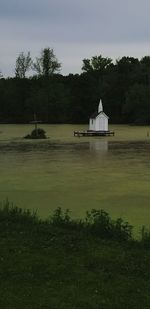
[90,111,99,119]
[90,111,109,119]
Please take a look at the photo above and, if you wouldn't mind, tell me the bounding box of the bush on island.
[24,128,47,139]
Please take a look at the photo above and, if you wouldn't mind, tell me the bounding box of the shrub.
[85,209,113,236]
[141,226,150,245]
[0,201,133,241]
[49,207,83,231]
[24,128,47,139]
[85,209,132,241]
[113,217,133,241]
[0,199,38,225]
[49,207,71,226]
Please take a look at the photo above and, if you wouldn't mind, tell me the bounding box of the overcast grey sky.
[1,0,150,77]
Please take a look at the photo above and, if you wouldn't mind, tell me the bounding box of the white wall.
[95,114,108,131]
[89,118,96,130]
[89,114,108,131]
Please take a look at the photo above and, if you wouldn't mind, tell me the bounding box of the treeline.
[1,49,150,124]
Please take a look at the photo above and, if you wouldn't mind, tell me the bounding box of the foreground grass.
[0,203,150,309]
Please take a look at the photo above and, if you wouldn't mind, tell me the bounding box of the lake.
[0,124,150,232]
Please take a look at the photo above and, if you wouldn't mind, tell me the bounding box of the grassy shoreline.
[0,202,150,308]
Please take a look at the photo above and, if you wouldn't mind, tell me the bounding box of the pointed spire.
[98,99,103,113]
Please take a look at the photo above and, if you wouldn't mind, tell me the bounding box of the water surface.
[0,124,150,232]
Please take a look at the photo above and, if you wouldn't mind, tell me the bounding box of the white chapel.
[89,99,109,131]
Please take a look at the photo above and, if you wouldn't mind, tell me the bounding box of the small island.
[24,128,47,139]
[24,114,47,139]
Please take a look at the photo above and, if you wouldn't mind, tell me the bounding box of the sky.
[1,0,150,77]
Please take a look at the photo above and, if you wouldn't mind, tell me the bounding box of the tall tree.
[82,55,113,72]
[32,47,61,77]
[116,57,139,74]
[15,52,32,78]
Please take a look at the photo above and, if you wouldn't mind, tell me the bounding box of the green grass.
[0,201,150,309]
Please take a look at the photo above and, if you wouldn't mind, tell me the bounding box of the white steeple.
[98,99,103,113]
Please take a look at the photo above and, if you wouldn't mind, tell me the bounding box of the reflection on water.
[89,140,108,154]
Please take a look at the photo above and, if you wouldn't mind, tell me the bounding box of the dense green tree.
[123,84,150,124]
[32,48,61,77]
[82,55,113,72]
[116,57,139,72]
[1,52,150,124]
[15,52,32,78]
[139,56,150,85]
[82,56,114,116]
[140,56,150,66]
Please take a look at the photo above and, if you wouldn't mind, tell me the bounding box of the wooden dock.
[74,130,115,137]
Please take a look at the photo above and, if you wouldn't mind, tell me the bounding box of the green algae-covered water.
[0,124,150,232]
